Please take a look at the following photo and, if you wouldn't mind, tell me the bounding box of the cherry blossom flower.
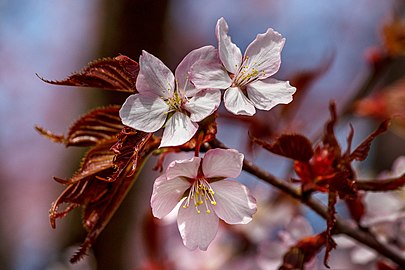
[119,47,221,147]
[191,17,296,116]
[150,148,257,250]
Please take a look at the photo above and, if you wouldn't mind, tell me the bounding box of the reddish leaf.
[377,259,400,270]
[324,192,337,268]
[322,102,341,158]
[280,232,327,270]
[35,125,65,144]
[66,105,124,146]
[62,141,117,185]
[357,174,405,191]
[37,55,139,92]
[383,18,405,57]
[48,129,159,263]
[349,120,389,161]
[49,139,118,228]
[345,193,365,223]
[252,134,314,162]
[36,106,124,147]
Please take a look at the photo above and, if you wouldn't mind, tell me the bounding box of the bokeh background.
[1,0,404,269]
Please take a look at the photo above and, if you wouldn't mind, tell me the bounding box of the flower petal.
[119,94,169,132]
[216,17,242,74]
[223,87,256,116]
[202,148,243,178]
[184,89,221,122]
[166,157,201,180]
[151,175,190,219]
[160,112,198,147]
[210,180,257,224]
[190,59,232,90]
[136,50,175,98]
[175,45,218,96]
[177,202,219,250]
[246,78,296,110]
[244,28,285,79]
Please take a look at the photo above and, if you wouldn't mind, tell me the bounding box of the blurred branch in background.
[89,1,169,269]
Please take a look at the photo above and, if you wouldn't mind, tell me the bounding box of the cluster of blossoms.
[37,14,405,269]
[119,17,295,249]
[119,17,295,148]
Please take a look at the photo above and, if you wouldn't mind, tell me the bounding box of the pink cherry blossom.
[191,17,296,116]
[150,148,257,250]
[119,47,221,147]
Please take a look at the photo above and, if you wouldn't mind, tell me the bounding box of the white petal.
[175,45,218,96]
[351,246,377,264]
[190,59,232,90]
[160,112,198,147]
[184,89,221,122]
[119,94,169,132]
[216,17,242,74]
[202,148,243,178]
[177,202,219,250]
[136,50,175,98]
[246,78,296,110]
[151,175,190,219]
[244,28,285,79]
[210,180,257,224]
[223,87,256,116]
[166,157,201,180]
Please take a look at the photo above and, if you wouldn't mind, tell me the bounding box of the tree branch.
[211,138,405,267]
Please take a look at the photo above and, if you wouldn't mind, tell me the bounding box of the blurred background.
[1,0,404,269]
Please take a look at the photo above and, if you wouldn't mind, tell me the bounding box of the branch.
[211,138,405,267]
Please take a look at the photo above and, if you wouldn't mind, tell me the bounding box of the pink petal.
[246,78,296,110]
[177,202,219,250]
[210,180,257,224]
[136,50,175,98]
[190,59,232,90]
[223,87,256,116]
[175,45,218,96]
[151,175,191,219]
[160,112,198,147]
[166,157,201,180]
[202,148,243,178]
[216,17,242,74]
[244,28,285,79]
[184,89,221,122]
[119,94,169,132]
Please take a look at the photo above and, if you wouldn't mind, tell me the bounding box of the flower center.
[166,90,189,116]
[182,178,217,214]
[233,56,265,87]
[166,80,188,113]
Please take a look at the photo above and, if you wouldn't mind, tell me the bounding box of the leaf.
[36,106,124,147]
[322,101,341,158]
[324,192,337,268]
[349,120,389,161]
[252,134,314,162]
[37,55,139,92]
[279,232,327,270]
[65,106,124,147]
[48,130,159,263]
[49,139,117,228]
[357,174,405,191]
[345,193,365,223]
